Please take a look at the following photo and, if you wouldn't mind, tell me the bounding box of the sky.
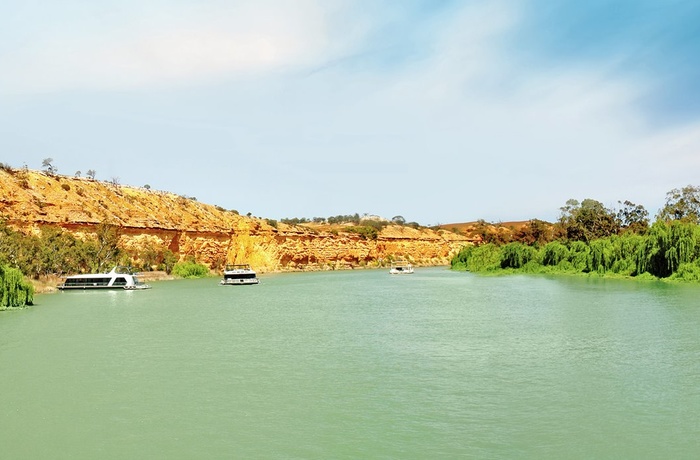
[1,0,700,226]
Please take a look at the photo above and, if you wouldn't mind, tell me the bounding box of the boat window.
[113,277,127,286]
[224,273,257,279]
[64,277,112,286]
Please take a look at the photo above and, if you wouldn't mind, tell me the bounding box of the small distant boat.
[220,264,259,285]
[58,266,151,290]
[389,261,414,274]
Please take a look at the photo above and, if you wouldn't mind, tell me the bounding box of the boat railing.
[224,264,252,271]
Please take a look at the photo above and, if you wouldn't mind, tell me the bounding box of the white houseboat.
[389,260,414,274]
[58,266,151,290]
[220,264,259,285]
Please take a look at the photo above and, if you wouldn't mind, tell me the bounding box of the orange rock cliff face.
[0,169,472,272]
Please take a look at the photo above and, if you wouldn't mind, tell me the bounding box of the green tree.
[85,222,122,272]
[41,158,57,175]
[0,221,41,278]
[513,219,553,246]
[473,219,511,245]
[559,198,619,242]
[161,249,178,274]
[616,200,649,233]
[38,226,84,276]
[139,245,159,271]
[657,185,700,223]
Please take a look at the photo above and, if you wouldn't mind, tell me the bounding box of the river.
[1,267,699,458]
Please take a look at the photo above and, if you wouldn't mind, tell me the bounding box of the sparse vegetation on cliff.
[281,213,423,229]
[345,225,379,240]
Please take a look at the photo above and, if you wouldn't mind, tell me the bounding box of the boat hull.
[220,278,259,285]
[389,265,414,274]
[57,285,151,290]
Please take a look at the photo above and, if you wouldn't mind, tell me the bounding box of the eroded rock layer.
[0,169,471,272]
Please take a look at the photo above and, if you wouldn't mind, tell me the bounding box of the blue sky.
[2,0,699,225]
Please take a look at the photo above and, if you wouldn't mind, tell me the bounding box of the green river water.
[1,267,699,459]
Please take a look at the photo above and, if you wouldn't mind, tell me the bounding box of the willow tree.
[500,242,537,269]
[451,243,501,272]
[0,264,34,308]
[542,241,569,266]
[636,221,700,277]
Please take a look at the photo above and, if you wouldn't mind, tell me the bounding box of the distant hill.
[439,221,532,241]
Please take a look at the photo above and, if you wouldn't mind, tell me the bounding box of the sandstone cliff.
[0,168,472,272]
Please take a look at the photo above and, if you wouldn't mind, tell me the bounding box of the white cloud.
[1,1,355,93]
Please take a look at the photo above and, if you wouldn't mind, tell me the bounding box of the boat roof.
[63,266,138,278]
[224,264,253,270]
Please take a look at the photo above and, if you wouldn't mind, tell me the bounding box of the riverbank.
[449,264,693,283]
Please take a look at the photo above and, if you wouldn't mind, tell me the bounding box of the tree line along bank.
[451,186,700,281]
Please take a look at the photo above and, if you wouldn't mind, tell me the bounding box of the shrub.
[160,249,178,274]
[346,226,378,240]
[171,261,209,278]
[360,219,389,231]
[669,261,700,282]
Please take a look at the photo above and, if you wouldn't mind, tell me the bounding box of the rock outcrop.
[0,168,473,272]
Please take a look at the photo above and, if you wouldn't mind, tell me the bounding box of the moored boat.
[220,264,259,285]
[389,260,414,274]
[58,266,151,290]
